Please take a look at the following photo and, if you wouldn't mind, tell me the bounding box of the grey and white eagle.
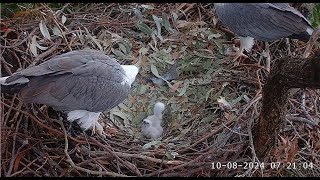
[0,49,139,136]
[214,3,314,59]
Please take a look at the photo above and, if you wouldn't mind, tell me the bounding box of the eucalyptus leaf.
[213,39,224,54]
[61,15,67,24]
[141,4,154,10]
[29,35,38,57]
[172,12,178,22]
[162,13,174,34]
[151,33,158,47]
[118,43,127,54]
[143,140,162,150]
[177,81,189,96]
[134,9,143,22]
[36,43,48,51]
[150,64,161,78]
[208,33,222,40]
[152,15,163,42]
[90,36,103,51]
[139,47,149,55]
[39,21,51,40]
[136,22,153,35]
[52,26,62,37]
[111,48,125,57]
[121,39,132,53]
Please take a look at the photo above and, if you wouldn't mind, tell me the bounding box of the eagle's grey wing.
[16,50,129,112]
[6,49,117,82]
[215,3,312,41]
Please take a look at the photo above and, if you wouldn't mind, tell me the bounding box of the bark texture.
[254,51,320,160]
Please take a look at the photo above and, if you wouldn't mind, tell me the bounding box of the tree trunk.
[254,51,320,160]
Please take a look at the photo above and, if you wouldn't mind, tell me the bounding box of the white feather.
[67,110,101,130]
[240,36,255,52]
[67,110,88,122]
[0,76,29,85]
[141,119,163,140]
[153,102,165,117]
[306,27,313,35]
[121,65,139,86]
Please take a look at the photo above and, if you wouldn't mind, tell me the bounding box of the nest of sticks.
[1,3,319,177]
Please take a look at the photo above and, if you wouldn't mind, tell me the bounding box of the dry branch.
[254,50,320,160]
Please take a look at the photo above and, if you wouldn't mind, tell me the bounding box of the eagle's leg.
[233,45,248,61]
[67,110,105,137]
[233,36,254,63]
[92,121,106,138]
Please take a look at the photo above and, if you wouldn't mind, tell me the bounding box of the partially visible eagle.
[214,3,313,59]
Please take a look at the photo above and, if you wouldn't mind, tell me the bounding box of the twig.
[1,101,88,144]
[177,119,234,154]
[90,138,142,176]
[8,158,40,177]
[233,63,269,72]
[40,3,72,51]
[301,90,314,122]
[303,26,320,58]
[58,119,128,177]
[0,29,37,48]
[285,118,311,149]
[145,149,213,177]
[32,45,58,66]
[245,114,263,177]
[6,117,26,176]
[264,42,271,72]
[55,3,70,16]
[234,94,262,122]
[82,149,184,165]
[286,115,318,126]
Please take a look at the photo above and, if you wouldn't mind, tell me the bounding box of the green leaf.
[121,39,132,53]
[165,151,179,160]
[134,9,143,22]
[172,12,178,22]
[138,85,148,94]
[36,43,48,51]
[229,94,244,107]
[213,39,224,54]
[131,112,147,125]
[150,64,161,78]
[90,36,103,51]
[151,33,158,47]
[52,26,62,37]
[111,48,125,57]
[141,4,154,10]
[193,51,215,59]
[177,81,189,96]
[139,47,149,55]
[61,15,67,24]
[29,35,38,57]
[136,22,153,35]
[205,88,215,101]
[118,43,127,54]
[162,13,174,34]
[39,20,51,40]
[143,140,162,150]
[208,33,222,40]
[152,15,163,42]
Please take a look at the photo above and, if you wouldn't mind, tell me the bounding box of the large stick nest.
[1,3,320,177]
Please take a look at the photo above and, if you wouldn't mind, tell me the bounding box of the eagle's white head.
[121,65,139,86]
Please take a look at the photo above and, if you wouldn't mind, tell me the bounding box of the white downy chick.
[141,102,165,140]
